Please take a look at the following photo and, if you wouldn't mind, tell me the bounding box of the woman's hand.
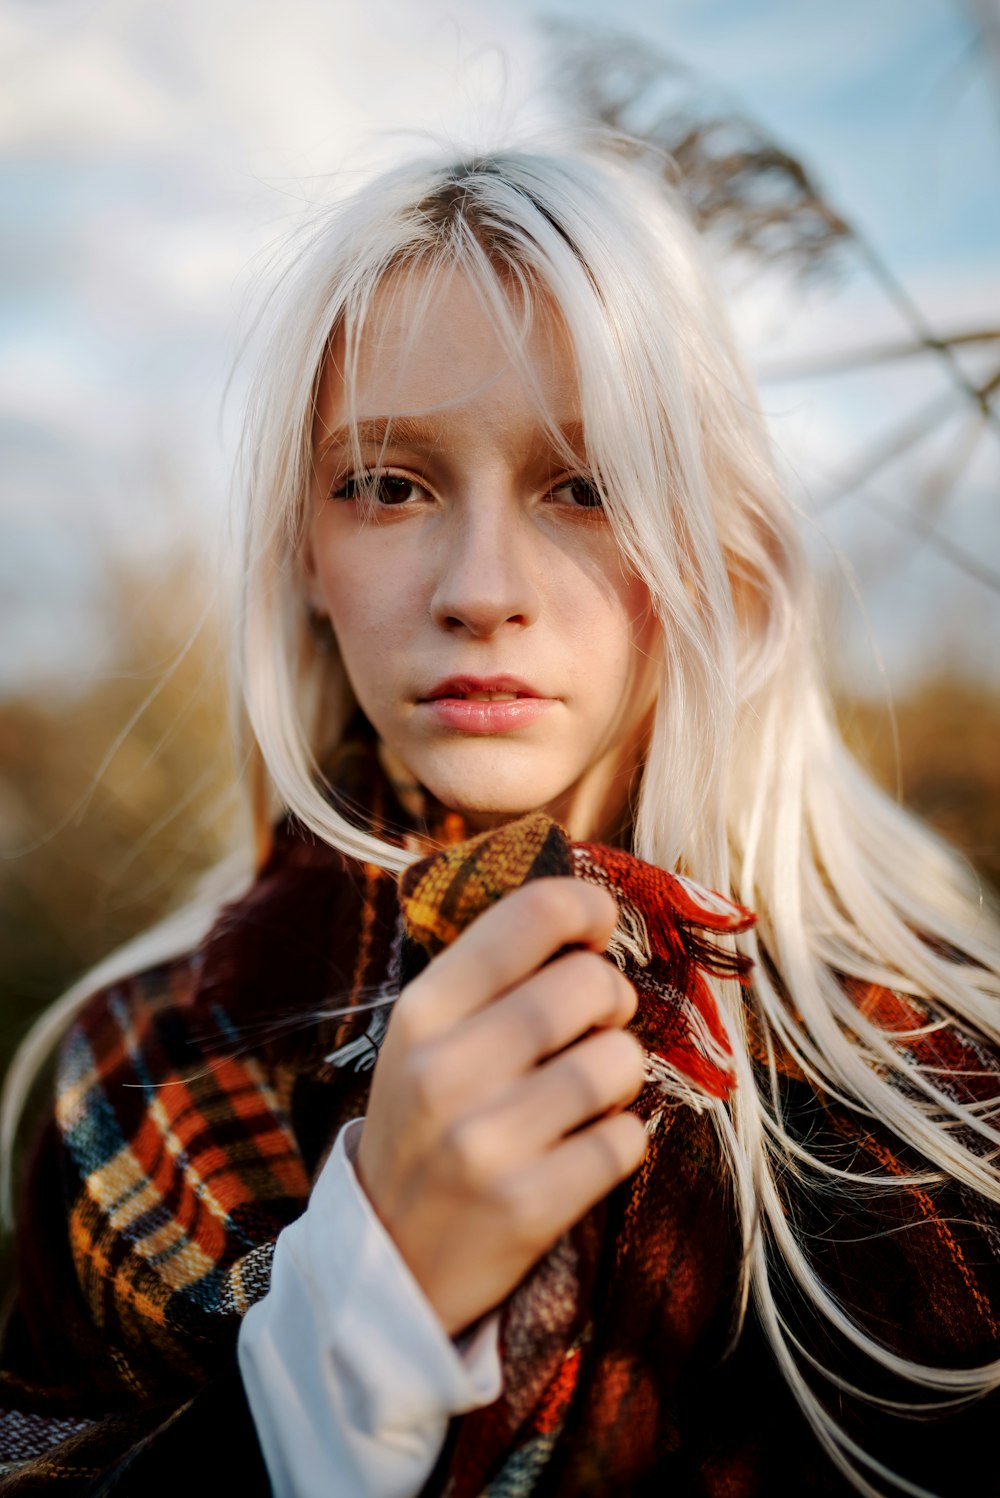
[354,878,648,1338]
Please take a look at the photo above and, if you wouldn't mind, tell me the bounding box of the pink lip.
[423,675,541,700]
[418,676,555,735]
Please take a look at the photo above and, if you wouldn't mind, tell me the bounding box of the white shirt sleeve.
[237,1117,503,1498]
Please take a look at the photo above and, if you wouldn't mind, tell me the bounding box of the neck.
[375,738,639,849]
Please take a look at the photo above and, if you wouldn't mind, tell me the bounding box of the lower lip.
[421,697,554,733]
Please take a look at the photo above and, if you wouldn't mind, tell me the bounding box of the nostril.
[436,606,531,636]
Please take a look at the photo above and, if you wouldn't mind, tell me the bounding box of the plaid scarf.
[3,734,1000,1495]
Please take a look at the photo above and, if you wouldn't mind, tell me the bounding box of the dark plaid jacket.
[3,763,1000,1495]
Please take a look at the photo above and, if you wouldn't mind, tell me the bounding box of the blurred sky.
[2,0,999,697]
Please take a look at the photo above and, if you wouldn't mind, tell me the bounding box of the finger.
[399,878,619,1036]
[483,1027,647,1156]
[453,951,636,1090]
[503,1110,649,1248]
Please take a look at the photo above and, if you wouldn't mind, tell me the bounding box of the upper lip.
[420,675,545,700]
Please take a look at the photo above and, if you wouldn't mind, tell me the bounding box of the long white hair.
[5,134,1000,1495]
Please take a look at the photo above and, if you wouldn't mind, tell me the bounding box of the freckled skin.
[303,268,658,841]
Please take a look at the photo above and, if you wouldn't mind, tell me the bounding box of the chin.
[418,763,568,825]
[435,783,550,821]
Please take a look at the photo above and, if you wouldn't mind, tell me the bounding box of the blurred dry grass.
[0,558,239,1076]
[840,678,1000,897]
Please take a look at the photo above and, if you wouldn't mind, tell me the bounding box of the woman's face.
[304,267,658,841]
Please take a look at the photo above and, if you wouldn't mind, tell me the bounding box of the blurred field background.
[2,0,999,1274]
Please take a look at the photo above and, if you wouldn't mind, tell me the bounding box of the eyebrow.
[316,415,587,460]
[316,416,442,459]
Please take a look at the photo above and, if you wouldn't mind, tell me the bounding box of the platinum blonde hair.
[4,135,1000,1495]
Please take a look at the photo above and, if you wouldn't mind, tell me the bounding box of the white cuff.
[238,1117,502,1498]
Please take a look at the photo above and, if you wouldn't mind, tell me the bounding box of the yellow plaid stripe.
[402,813,553,952]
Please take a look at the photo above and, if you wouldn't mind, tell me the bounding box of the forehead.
[313,263,581,443]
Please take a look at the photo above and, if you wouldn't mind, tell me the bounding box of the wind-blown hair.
[5,135,1000,1495]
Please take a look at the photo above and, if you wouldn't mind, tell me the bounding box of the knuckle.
[585,1111,647,1184]
[519,878,578,931]
[549,949,610,1012]
[605,1025,646,1075]
[608,1111,650,1172]
[599,958,635,1021]
[561,947,604,983]
[580,1029,646,1107]
[563,1052,605,1117]
[516,988,564,1055]
[567,950,631,1011]
[517,878,615,940]
[390,981,429,1043]
[616,971,639,1020]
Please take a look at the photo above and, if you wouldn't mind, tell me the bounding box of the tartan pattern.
[400,814,560,953]
[2,736,1000,1492]
[54,972,312,1379]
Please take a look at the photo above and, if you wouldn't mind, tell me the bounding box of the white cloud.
[1,0,546,166]
[0,14,180,150]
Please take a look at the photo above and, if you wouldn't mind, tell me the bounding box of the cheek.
[555,570,657,800]
[587,568,656,675]
[327,584,387,641]
[604,575,660,721]
[628,580,660,660]
[310,526,414,647]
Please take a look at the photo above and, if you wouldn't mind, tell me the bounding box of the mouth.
[417,677,554,735]
[420,676,544,703]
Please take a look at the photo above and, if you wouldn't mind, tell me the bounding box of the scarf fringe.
[571,848,756,1104]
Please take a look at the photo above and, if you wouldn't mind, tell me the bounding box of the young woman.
[2,134,1000,1498]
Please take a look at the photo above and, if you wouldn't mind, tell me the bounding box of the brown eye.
[372,476,419,505]
[330,473,421,505]
[551,476,604,509]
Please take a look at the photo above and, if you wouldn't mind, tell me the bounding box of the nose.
[429,492,539,637]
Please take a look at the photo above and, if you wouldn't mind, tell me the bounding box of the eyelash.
[550,476,604,510]
[328,471,604,510]
[330,473,417,506]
